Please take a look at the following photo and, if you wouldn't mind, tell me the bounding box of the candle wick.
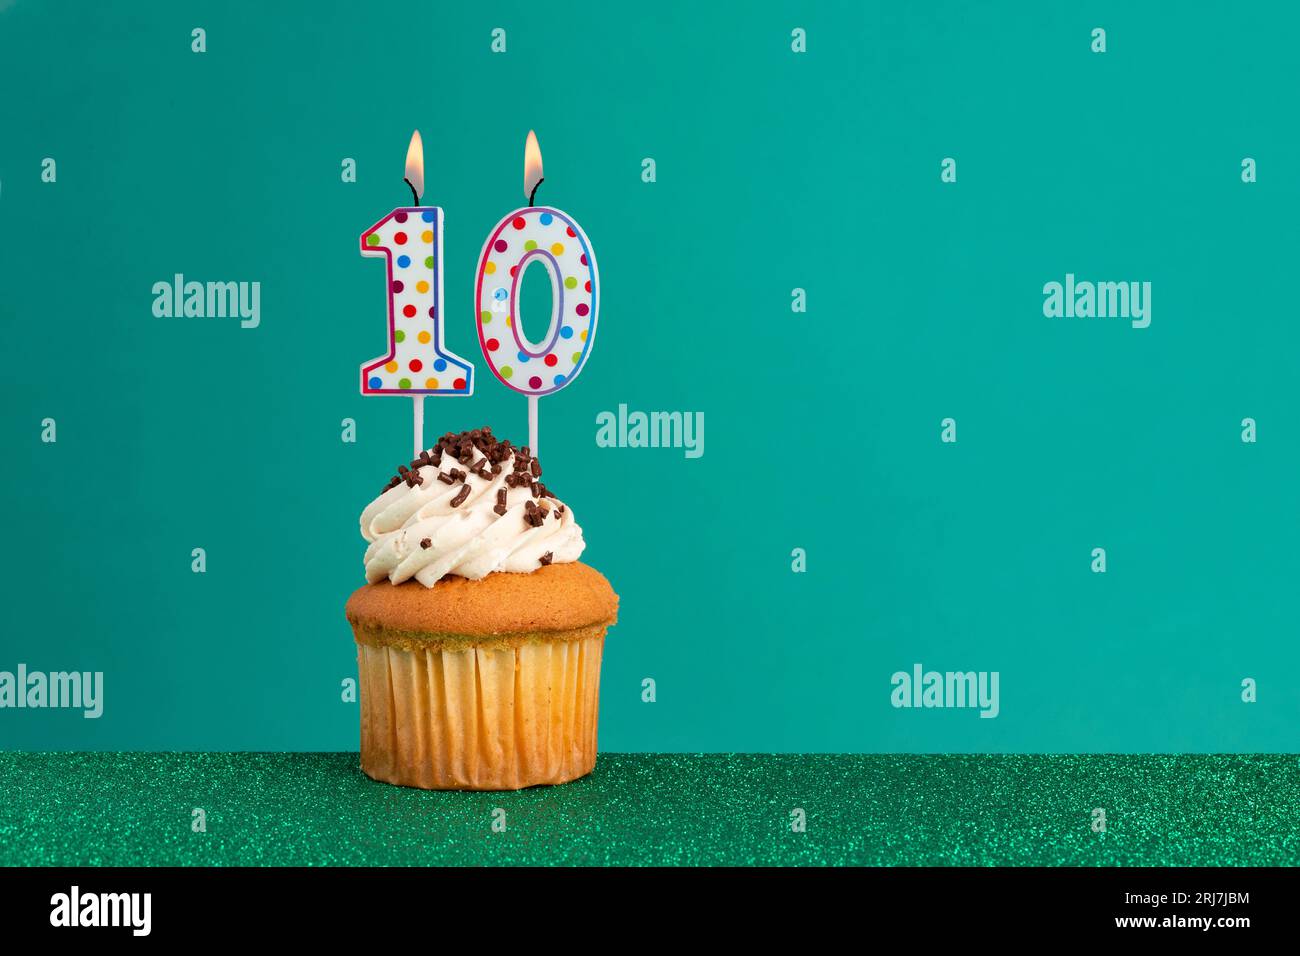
[528,178,544,207]
[404,178,420,205]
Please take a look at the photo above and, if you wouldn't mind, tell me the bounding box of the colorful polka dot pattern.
[474,207,598,396]
[359,208,473,395]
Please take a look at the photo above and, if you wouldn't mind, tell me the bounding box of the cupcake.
[345,427,618,790]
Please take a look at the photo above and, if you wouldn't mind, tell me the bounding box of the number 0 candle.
[360,131,474,455]
[474,131,599,457]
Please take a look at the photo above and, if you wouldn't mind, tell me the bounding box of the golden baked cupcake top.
[346,562,617,647]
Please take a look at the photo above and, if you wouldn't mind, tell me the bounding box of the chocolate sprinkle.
[379,427,569,510]
[420,538,431,549]
[539,552,553,567]
[494,488,508,516]
[522,500,546,528]
[449,485,471,508]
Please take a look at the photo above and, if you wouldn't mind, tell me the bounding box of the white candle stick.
[413,394,425,456]
[528,394,539,459]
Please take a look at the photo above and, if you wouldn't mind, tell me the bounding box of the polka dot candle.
[359,207,473,397]
[474,206,599,398]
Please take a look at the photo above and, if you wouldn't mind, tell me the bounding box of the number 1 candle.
[360,130,474,455]
[474,131,599,458]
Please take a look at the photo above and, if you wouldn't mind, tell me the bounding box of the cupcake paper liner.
[357,635,604,790]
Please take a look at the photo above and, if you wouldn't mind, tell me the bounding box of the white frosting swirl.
[360,452,585,587]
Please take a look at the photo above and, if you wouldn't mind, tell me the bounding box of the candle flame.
[524,130,543,203]
[405,130,424,202]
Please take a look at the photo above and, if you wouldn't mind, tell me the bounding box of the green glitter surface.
[2,753,1297,866]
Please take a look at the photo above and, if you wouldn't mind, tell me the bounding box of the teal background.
[1,1,1296,753]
